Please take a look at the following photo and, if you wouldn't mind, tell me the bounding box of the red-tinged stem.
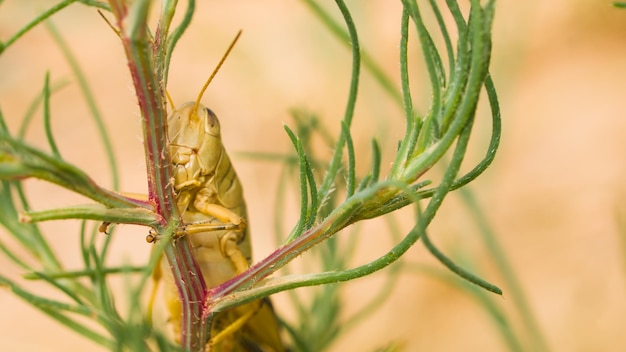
[165,239,209,349]
[108,1,207,350]
[203,200,360,318]
[108,0,172,220]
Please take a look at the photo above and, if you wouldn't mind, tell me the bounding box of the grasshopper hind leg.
[220,232,250,274]
[207,299,283,352]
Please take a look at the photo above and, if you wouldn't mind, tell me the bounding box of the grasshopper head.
[167,102,223,191]
[167,30,242,193]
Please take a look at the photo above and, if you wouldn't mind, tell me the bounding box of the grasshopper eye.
[204,108,217,126]
[202,107,221,135]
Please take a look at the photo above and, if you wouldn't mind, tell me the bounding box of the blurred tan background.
[1,1,626,351]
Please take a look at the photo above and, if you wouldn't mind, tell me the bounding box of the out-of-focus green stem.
[46,20,120,191]
[0,136,146,209]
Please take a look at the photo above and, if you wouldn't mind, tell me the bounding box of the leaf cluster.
[0,0,502,351]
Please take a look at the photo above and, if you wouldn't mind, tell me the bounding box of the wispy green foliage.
[0,0,500,351]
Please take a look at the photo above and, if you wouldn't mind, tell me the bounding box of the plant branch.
[107,0,207,349]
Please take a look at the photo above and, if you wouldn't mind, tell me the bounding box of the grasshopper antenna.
[165,90,176,109]
[193,30,243,116]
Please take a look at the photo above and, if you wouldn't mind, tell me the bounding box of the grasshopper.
[149,32,285,351]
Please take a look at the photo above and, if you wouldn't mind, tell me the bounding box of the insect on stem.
[152,26,284,351]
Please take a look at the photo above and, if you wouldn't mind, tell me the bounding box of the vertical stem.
[108,1,207,350]
[108,0,175,218]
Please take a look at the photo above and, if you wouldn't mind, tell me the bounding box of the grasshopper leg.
[220,232,249,274]
[206,304,258,351]
[146,249,161,326]
[193,188,246,231]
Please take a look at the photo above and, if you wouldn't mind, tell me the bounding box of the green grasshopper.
[149,32,285,351]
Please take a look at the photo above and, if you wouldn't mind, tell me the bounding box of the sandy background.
[1,1,625,351]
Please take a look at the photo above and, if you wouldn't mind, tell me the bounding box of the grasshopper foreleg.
[193,188,246,230]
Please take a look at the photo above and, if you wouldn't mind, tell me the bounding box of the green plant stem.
[316,0,360,205]
[0,1,110,55]
[205,180,422,312]
[42,72,61,157]
[21,204,158,227]
[358,74,500,221]
[341,218,403,333]
[23,266,145,280]
[114,0,173,214]
[17,79,70,140]
[0,140,145,211]
[163,0,195,87]
[0,274,114,348]
[108,1,207,348]
[300,0,403,106]
[46,20,120,191]
[1,0,76,55]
